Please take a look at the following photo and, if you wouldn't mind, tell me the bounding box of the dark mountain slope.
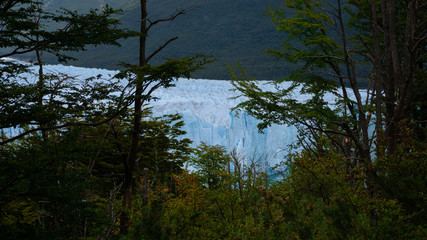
[42,0,289,80]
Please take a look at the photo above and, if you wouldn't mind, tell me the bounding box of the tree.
[138,113,193,185]
[0,0,129,144]
[348,0,427,153]
[116,0,212,234]
[0,1,132,238]
[190,142,232,189]
[231,0,426,231]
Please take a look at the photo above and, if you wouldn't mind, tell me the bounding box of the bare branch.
[0,46,38,58]
[146,36,178,63]
[146,8,194,32]
[355,34,374,62]
[294,117,351,138]
[311,70,350,79]
[299,55,345,61]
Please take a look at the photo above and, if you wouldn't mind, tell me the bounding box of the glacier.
[150,78,299,168]
[2,61,340,169]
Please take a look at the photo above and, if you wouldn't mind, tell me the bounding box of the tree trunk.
[369,0,385,157]
[120,0,147,235]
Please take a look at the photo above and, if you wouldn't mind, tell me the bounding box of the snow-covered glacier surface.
[3,61,301,167]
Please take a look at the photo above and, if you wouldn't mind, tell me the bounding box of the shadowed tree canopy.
[0,0,132,144]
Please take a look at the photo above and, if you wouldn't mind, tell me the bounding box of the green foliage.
[0,108,194,239]
[190,143,231,189]
[0,1,198,238]
[115,55,215,103]
[1,1,425,239]
[138,113,193,184]
[374,126,427,229]
[277,135,426,239]
[228,0,426,239]
[0,131,111,239]
[122,138,425,239]
[0,0,129,134]
[231,0,355,132]
[124,147,279,239]
[0,71,124,130]
[0,1,128,62]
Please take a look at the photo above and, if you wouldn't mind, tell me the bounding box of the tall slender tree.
[117,0,211,234]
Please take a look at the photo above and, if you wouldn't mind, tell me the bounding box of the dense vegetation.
[1,0,426,239]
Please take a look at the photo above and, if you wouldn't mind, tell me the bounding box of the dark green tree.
[190,142,232,190]
[231,0,426,235]
[139,113,193,186]
[232,0,426,180]
[0,0,129,144]
[115,0,212,234]
[0,1,131,238]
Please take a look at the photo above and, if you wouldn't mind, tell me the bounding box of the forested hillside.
[35,0,287,80]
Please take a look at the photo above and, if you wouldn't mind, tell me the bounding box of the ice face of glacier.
[2,61,299,168]
[150,78,298,168]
